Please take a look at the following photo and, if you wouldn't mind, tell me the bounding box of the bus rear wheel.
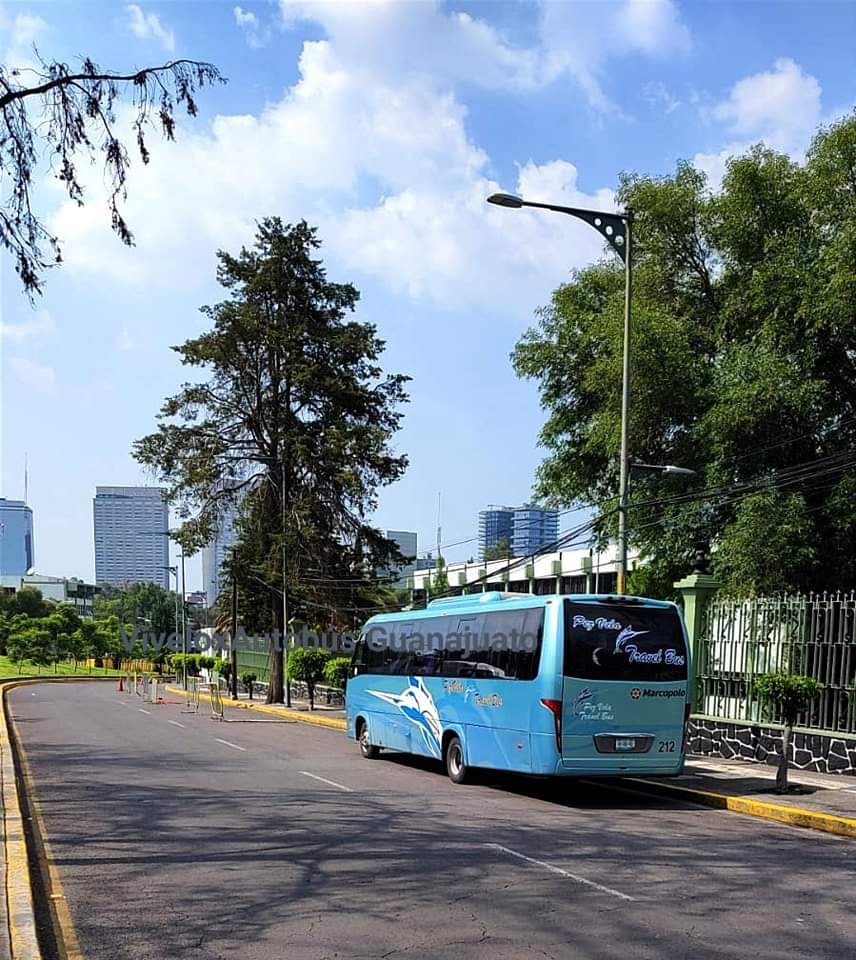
[445,735,470,784]
[358,722,380,759]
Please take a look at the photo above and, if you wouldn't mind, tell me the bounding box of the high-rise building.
[478,505,514,559]
[93,486,169,587]
[512,504,560,556]
[479,503,560,558]
[382,530,418,585]
[200,498,239,607]
[0,499,34,576]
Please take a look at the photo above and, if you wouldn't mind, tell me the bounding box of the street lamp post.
[487,192,633,591]
[179,549,188,689]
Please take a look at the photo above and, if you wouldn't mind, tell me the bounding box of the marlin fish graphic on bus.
[613,625,649,653]
[367,677,443,757]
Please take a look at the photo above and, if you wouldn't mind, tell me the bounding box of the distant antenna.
[24,452,28,504]
[436,491,442,559]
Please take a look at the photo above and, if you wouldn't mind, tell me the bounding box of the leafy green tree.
[513,114,856,595]
[7,625,52,672]
[427,556,449,596]
[287,646,333,710]
[12,587,49,619]
[755,672,821,793]
[95,582,178,636]
[134,218,409,702]
[483,537,512,561]
[0,612,27,656]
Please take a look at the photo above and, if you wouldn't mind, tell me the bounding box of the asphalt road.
[9,682,856,960]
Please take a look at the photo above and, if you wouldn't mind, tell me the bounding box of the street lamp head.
[662,465,696,477]
[487,192,524,209]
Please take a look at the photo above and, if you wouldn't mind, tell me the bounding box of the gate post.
[674,563,721,710]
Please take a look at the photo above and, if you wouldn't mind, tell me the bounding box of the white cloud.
[714,57,821,152]
[694,58,823,189]
[0,7,48,70]
[539,0,691,111]
[234,6,258,29]
[643,81,681,115]
[126,4,175,52]
[48,35,618,314]
[280,0,692,109]
[234,5,270,47]
[10,357,55,388]
[0,310,55,342]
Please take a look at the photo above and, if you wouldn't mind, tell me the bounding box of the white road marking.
[138,709,151,715]
[215,738,247,752]
[300,771,353,792]
[485,843,635,901]
[168,720,185,729]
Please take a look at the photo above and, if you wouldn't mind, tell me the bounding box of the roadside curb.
[0,676,110,960]
[624,776,856,840]
[165,685,348,731]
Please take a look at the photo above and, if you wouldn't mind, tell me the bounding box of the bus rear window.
[563,600,687,682]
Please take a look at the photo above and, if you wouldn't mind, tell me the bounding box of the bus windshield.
[563,600,687,682]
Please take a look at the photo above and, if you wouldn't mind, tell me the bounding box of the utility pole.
[281,453,291,708]
[616,214,632,594]
[230,572,238,700]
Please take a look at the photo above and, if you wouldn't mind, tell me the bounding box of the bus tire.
[358,720,380,759]
[445,735,470,784]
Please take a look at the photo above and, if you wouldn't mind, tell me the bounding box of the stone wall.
[689,717,856,776]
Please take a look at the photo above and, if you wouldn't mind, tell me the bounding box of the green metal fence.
[696,593,856,734]
[236,650,271,683]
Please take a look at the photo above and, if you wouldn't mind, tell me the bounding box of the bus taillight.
[540,698,562,753]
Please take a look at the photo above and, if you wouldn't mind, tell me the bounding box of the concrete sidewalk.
[628,755,856,839]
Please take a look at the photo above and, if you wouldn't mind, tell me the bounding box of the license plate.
[615,738,636,751]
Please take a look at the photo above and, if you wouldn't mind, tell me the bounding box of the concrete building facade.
[93,486,169,588]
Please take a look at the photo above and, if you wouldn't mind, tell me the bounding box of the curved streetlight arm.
[487,193,630,262]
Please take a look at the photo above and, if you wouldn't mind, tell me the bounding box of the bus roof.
[362,592,677,628]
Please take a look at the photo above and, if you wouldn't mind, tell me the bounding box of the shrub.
[240,671,257,700]
[213,659,232,680]
[287,647,333,709]
[198,654,216,671]
[323,656,351,690]
[755,672,821,793]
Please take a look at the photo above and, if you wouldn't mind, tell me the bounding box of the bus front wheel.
[445,735,470,785]
[358,722,380,760]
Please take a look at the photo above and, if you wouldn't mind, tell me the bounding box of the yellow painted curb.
[0,677,112,960]
[165,686,348,731]
[624,777,856,840]
[2,680,47,959]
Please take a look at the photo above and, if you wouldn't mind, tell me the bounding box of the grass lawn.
[0,657,125,680]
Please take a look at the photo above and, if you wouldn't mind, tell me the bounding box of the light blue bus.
[346,592,690,783]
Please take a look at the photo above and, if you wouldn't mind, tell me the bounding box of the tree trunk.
[266,591,285,703]
[776,724,791,793]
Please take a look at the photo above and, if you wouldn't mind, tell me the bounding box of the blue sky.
[1,0,854,590]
